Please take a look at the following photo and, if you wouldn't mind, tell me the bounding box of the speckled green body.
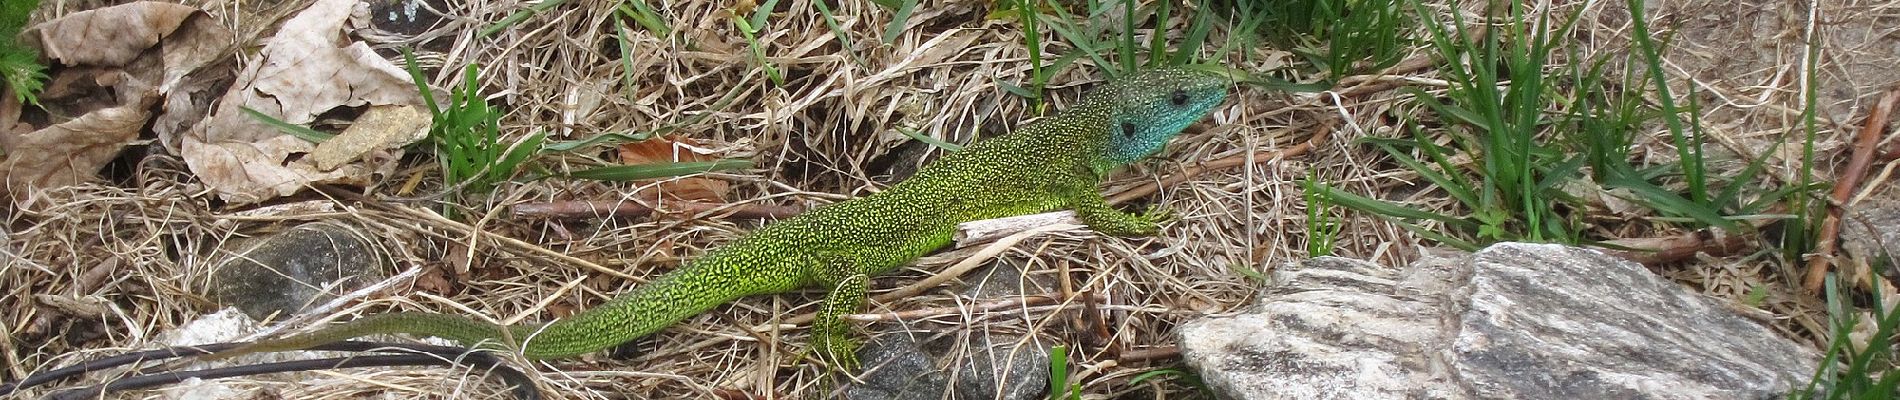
[232,68,1230,366]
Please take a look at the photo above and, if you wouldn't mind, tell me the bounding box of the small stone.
[846,333,949,400]
[846,260,1055,400]
[209,222,386,320]
[963,260,1057,299]
[366,0,444,36]
[846,331,1051,400]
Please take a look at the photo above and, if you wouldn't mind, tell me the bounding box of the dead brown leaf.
[617,135,731,203]
[0,92,21,146]
[186,0,423,204]
[0,2,238,207]
[30,2,198,67]
[414,262,455,297]
[1,96,153,205]
[26,1,233,150]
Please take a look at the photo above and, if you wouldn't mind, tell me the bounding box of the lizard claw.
[1108,205,1174,236]
[1141,205,1178,227]
[810,334,862,371]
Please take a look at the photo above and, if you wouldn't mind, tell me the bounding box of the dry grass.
[4,0,1896,398]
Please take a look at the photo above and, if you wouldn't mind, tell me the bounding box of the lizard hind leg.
[809,269,869,372]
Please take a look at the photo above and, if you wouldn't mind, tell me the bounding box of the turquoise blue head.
[1082,67,1230,166]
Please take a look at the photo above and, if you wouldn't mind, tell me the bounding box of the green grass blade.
[1624,0,1704,204]
[615,19,641,99]
[1047,344,1076,400]
[1037,0,1113,75]
[1603,175,1735,230]
[1361,136,1478,207]
[1120,0,1136,71]
[748,0,780,30]
[480,0,569,37]
[1392,219,1479,251]
[1170,1,1214,66]
[619,1,671,37]
[1018,0,1045,108]
[1310,182,1476,229]
[881,0,919,44]
[567,159,753,181]
[543,131,659,152]
[811,0,863,67]
[731,16,783,86]
[243,106,334,143]
[1145,0,1171,69]
[897,127,964,151]
[401,48,441,118]
[490,132,546,182]
[995,79,1039,100]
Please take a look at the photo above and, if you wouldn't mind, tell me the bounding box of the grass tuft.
[1309,0,1819,250]
[0,0,45,106]
[405,55,547,209]
[1048,344,1080,400]
[1793,275,1900,399]
[1300,172,1343,257]
[1211,0,1410,80]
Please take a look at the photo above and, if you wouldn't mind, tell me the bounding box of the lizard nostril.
[1121,122,1137,136]
[1170,90,1188,106]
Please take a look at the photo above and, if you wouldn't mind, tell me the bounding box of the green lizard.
[224,67,1230,370]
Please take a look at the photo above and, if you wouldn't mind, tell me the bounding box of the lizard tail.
[216,312,532,359]
[219,256,770,360]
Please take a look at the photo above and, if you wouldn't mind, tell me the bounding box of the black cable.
[3,341,460,393]
[1,343,236,394]
[3,341,539,399]
[44,352,539,400]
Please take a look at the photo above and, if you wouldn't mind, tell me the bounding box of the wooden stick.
[1803,86,1900,292]
[954,211,1081,246]
[1593,229,1750,266]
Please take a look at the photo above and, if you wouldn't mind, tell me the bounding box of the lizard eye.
[1170,90,1189,106]
[1120,122,1137,137]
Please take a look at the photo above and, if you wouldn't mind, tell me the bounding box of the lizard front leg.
[1070,189,1173,236]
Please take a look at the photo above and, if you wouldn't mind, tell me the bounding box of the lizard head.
[1082,67,1231,168]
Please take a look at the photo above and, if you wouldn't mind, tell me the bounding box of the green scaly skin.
[227,67,1231,369]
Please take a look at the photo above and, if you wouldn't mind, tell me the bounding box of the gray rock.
[848,333,947,400]
[846,260,1053,400]
[1178,243,1819,400]
[1843,196,1899,282]
[209,222,386,320]
[847,331,1050,400]
[953,331,1049,400]
[963,260,1058,299]
[1178,256,1470,399]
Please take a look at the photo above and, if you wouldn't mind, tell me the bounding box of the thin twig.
[1115,346,1179,363]
[844,295,1057,322]
[318,186,644,282]
[511,199,802,220]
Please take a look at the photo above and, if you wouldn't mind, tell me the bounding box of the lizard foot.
[1090,205,1174,236]
[809,333,862,371]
